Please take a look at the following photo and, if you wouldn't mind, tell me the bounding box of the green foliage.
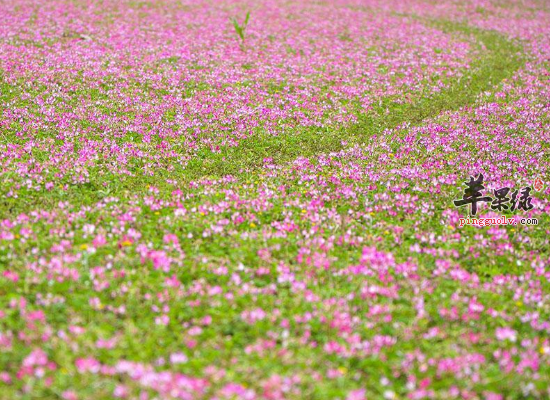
[231,11,251,42]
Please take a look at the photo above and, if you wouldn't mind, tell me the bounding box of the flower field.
[0,0,549,399]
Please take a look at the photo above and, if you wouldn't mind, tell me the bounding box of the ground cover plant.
[0,0,549,399]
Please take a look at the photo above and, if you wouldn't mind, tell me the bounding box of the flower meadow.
[1,0,550,398]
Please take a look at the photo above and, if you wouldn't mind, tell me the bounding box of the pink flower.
[62,391,78,400]
[170,352,188,364]
[92,234,107,247]
[219,383,256,400]
[148,250,171,272]
[113,385,128,398]
[495,327,517,342]
[188,326,203,336]
[241,308,267,324]
[163,233,179,245]
[23,349,48,367]
[0,372,11,384]
[155,315,170,326]
[2,271,19,282]
[75,358,101,374]
[347,389,366,400]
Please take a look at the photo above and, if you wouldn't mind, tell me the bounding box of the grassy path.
[183,20,524,178]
